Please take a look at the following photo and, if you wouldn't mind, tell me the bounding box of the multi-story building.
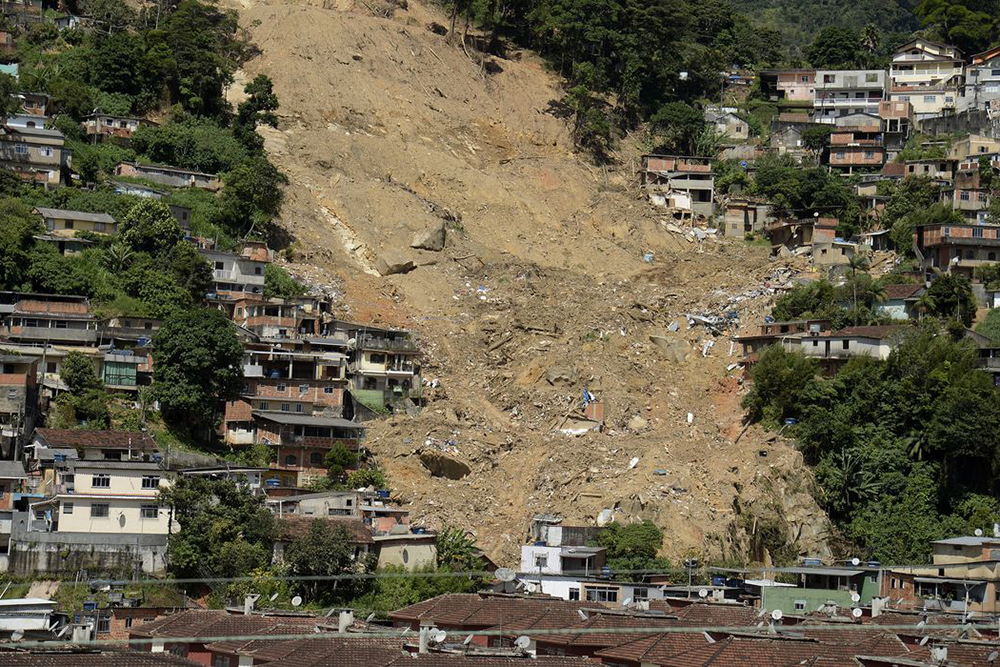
[879,100,913,160]
[639,155,714,218]
[790,325,903,375]
[723,196,773,239]
[943,160,991,224]
[889,39,964,119]
[0,124,68,187]
[335,321,422,415]
[253,411,366,486]
[1,296,97,347]
[0,355,37,457]
[914,222,1000,278]
[760,69,816,103]
[827,124,886,172]
[199,244,269,301]
[233,296,326,339]
[962,46,1000,112]
[813,70,886,125]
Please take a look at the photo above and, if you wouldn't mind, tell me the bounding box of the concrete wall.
[9,518,168,575]
[377,540,436,569]
[56,497,171,535]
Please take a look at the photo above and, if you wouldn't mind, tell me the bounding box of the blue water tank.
[266,479,279,487]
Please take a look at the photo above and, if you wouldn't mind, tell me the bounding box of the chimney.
[993,522,999,538]
[338,610,354,633]
[418,626,430,654]
[931,646,948,664]
[243,594,259,616]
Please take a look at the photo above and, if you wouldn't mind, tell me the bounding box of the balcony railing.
[357,334,417,352]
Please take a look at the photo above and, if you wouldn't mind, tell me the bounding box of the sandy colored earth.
[224,0,835,567]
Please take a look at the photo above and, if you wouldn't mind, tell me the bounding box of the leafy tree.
[346,466,388,490]
[264,264,306,299]
[915,0,997,57]
[0,74,20,120]
[324,443,358,480]
[131,113,248,174]
[436,527,481,571]
[350,564,482,617]
[925,273,976,326]
[0,199,42,290]
[153,307,244,430]
[25,246,95,297]
[119,199,183,256]
[801,125,833,154]
[742,345,820,426]
[61,351,103,394]
[166,242,213,304]
[596,520,672,580]
[214,156,287,239]
[160,477,275,579]
[284,520,362,602]
[806,26,862,68]
[233,74,279,153]
[561,63,612,160]
[976,308,1000,343]
[650,102,704,156]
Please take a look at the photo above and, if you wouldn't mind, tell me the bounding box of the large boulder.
[375,254,417,276]
[410,222,447,251]
[649,334,690,363]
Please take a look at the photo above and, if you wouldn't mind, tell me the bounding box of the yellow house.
[31,461,173,536]
[373,533,437,570]
[34,207,118,237]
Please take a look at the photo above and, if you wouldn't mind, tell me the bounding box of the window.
[64,221,73,230]
[141,476,160,489]
[568,588,580,600]
[13,143,26,154]
[835,151,846,160]
[534,554,548,568]
[295,403,304,413]
[168,646,188,657]
[277,383,286,392]
[864,150,874,159]
[945,96,954,103]
[281,403,290,412]
[285,454,297,466]
[865,73,878,83]
[795,600,807,611]
[255,266,262,275]
[310,452,322,465]
[125,617,133,628]
[973,226,983,237]
[62,502,73,514]
[94,222,105,233]
[812,340,819,347]
[633,587,649,601]
[39,146,53,157]
[586,586,619,603]
[259,401,269,410]
[823,74,835,84]
[923,95,936,103]
[800,75,809,82]
[990,252,997,261]
[843,340,851,350]
[97,617,110,633]
[215,261,224,270]
[962,191,972,201]
[966,249,975,259]
[90,503,109,518]
[141,505,158,519]
[46,362,56,373]
[213,656,229,667]
[993,69,1000,76]
[299,384,309,393]
[92,474,110,488]
[324,386,334,394]
[899,95,910,102]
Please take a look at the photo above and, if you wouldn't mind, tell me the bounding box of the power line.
[0,623,991,651]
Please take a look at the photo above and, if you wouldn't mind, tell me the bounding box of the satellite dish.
[771,609,783,621]
[622,598,633,608]
[269,592,279,602]
[852,608,863,619]
[291,596,303,607]
[10,630,23,642]
[56,625,70,638]
[698,589,709,599]
[988,650,998,663]
[515,636,531,650]
[463,635,474,646]
[851,593,861,603]
[578,609,588,621]
[367,612,376,623]
[525,583,537,594]
[917,620,926,629]
[703,631,716,644]
[919,637,929,646]
[976,528,985,537]
[433,629,447,643]
[851,558,861,566]
[495,567,516,583]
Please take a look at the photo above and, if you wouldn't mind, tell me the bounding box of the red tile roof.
[34,428,157,451]
[536,612,680,649]
[389,594,591,629]
[129,609,322,640]
[883,283,923,300]
[276,517,374,544]
[391,657,598,667]
[0,651,198,666]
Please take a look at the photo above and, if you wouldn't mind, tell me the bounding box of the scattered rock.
[428,22,447,35]
[410,221,447,251]
[375,254,416,276]
[649,334,690,363]
[545,366,578,387]
[419,450,471,480]
[627,415,648,431]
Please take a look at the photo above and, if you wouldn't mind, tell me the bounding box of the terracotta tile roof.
[882,163,905,177]
[388,656,599,667]
[389,594,590,629]
[34,428,157,451]
[536,612,679,649]
[129,609,322,640]
[15,299,90,316]
[883,283,924,300]
[593,631,710,664]
[480,607,597,635]
[671,603,759,627]
[276,517,374,544]
[0,650,199,666]
[248,636,405,666]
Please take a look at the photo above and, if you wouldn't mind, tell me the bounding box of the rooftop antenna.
[432,629,447,644]
[987,651,998,663]
[771,609,783,622]
[463,635,473,646]
[703,632,716,644]
[366,612,376,623]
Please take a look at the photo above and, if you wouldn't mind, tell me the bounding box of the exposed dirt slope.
[226,0,834,567]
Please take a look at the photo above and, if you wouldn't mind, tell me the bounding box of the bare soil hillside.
[225,0,834,567]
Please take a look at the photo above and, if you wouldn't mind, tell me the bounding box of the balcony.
[357,334,417,353]
[243,364,264,378]
[7,326,96,343]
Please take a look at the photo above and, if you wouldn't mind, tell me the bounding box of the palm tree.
[847,253,871,325]
[861,24,880,68]
[914,292,936,319]
[105,240,134,273]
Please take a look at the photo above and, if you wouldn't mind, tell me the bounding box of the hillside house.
[760,69,816,102]
[879,100,913,160]
[640,155,714,218]
[0,356,36,456]
[792,325,904,374]
[890,39,964,119]
[1,297,96,347]
[199,247,268,300]
[876,283,926,321]
[827,125,886,172]
[0,125,67,187]
[814,70,887,124]
[273,516,372,564]
[16,92,47,117]
[110,180,166,199]
[943,162,990,224]
[903,158,954,181]
[5,114,46,130]
[733,319,832,365]
[234,296,325,339]
[704,106,748,140]
[963,46,1000,112]
[34,207,116,237]
[83,115,154,140]
[0,30,14,55]
[914,222,1000,278]
[723,196,772,238]
[758,565,884,615]
[268,489,362,516]
[949,135,1000,161]
[252,411,366,486]
[334,321,422,415]
[114,161,220,191]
